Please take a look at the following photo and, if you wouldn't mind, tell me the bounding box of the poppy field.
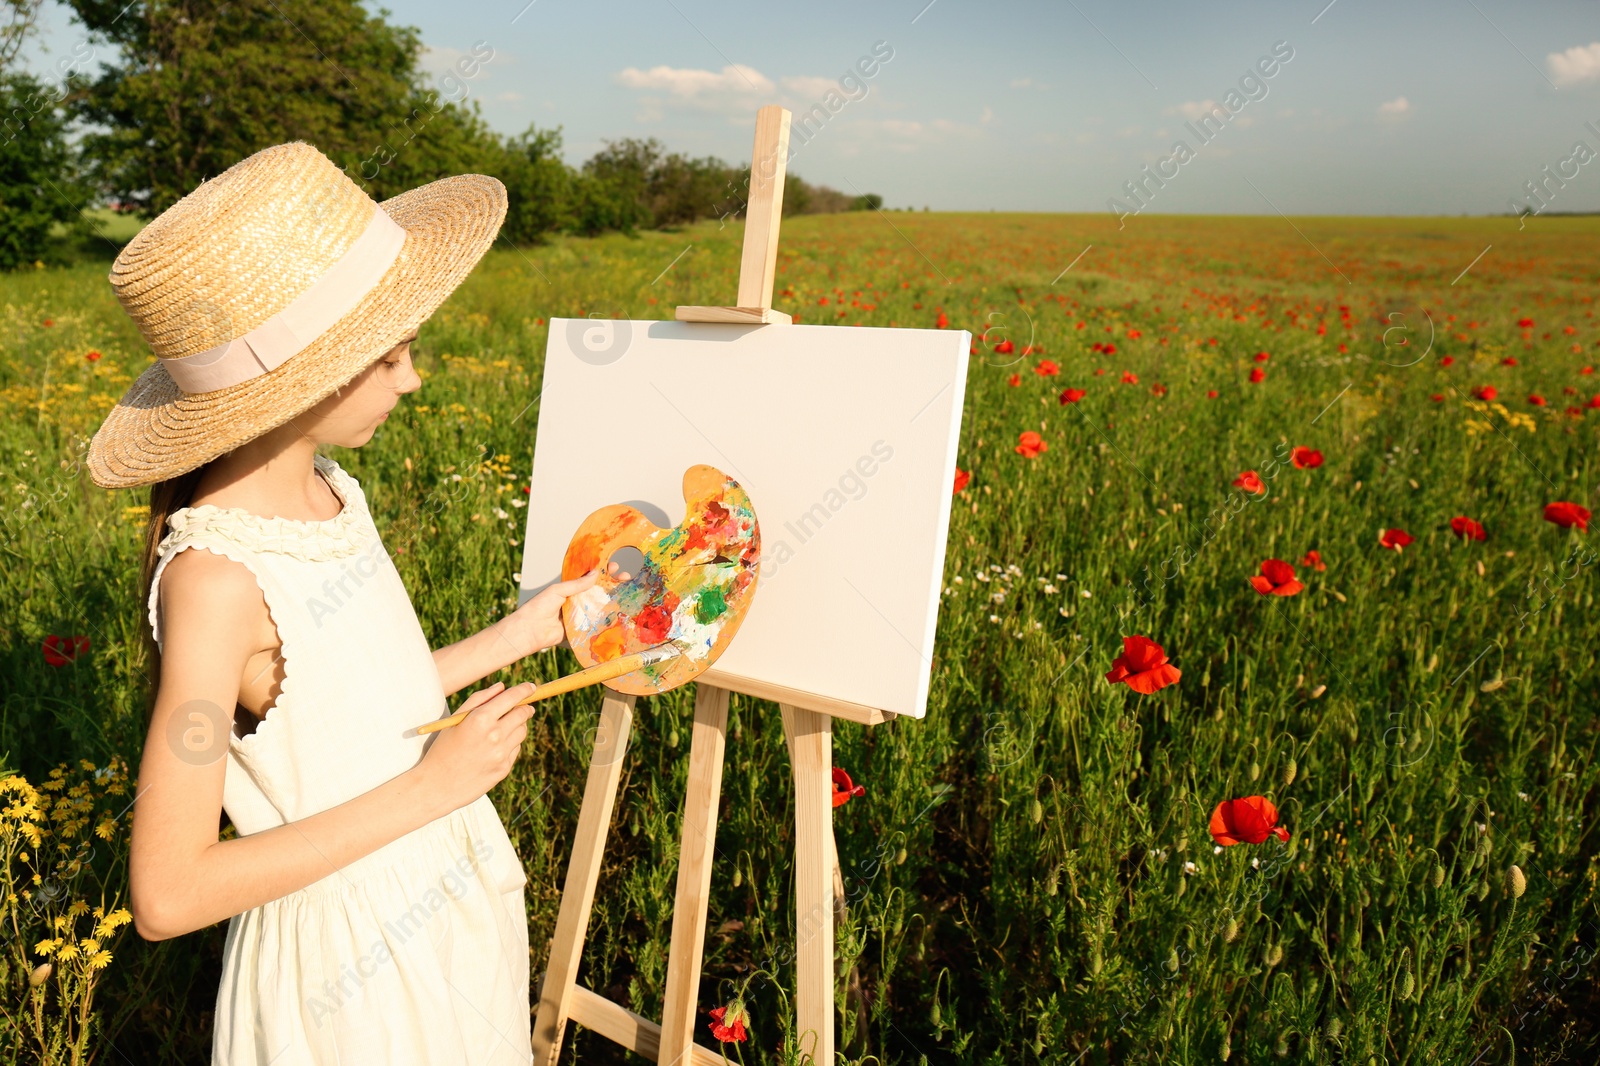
[2,209,1598,1063]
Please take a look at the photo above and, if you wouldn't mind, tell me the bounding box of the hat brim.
[87,173,507,489]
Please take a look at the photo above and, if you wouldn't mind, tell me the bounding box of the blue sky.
[24,0,1600,215]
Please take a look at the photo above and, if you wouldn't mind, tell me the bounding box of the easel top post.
[736,105,791,312]
[677,105,793,325]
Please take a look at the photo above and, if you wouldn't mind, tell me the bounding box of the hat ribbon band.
[157,207,408,394]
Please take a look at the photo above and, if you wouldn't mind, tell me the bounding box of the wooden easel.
[530,105,896,1066]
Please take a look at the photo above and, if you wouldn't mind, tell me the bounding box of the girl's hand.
[497,562,630,657]
[416,680,539,817]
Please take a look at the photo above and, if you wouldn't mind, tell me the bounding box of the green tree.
[0,72,87,270]
[497,123,575,244]
[64,0,503,213]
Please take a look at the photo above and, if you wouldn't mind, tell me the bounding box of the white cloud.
[779,75,842,100]
[980,106,994,124]
[1169,99,1225,121]
[1377,96,1411,119]
[1547,42,1600,87]
[615,64,775,100]
[496,91,523,103]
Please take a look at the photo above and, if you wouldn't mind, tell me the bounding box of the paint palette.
[560,464,760,695]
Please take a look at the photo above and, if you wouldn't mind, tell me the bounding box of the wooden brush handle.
[415,648,666,735]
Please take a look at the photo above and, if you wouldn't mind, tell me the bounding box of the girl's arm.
[130,547,539,942]
[431,568,608,698]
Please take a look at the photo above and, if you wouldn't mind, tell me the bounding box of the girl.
[86,141,604,1064]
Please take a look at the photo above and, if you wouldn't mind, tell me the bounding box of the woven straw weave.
[88,141,506,489]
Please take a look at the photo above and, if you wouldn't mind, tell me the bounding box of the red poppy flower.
[1430,393,1445,403]
[85,350,102,362]
[1589,395,1600,409]
[1517,317,1534,328]
[936,311,949,329]
[1090,341,1104,353]
[1105,634,1181,694]
[1379,528,1414,551]
[1568,406,1585,417]
[708,1003,750,1043]
[1584,366,1596,375]
[1015,431,1048,458]
[1248,559,1303,597]
[1254,351,1270,363]
[1206,389,1219,399]
[1502,357,1518,367]
[953,467,970,494]
[831,767,865,808]
[1121,370,1138,385]
[1440,355,1455,367]
[1035,359,1060,376]
[1444,516,1485,542]
[1094,368,1106,376]
[1232,470,1265,495]
[1249,368,1266,383]
[1291,446,1323,469]
[1527,394,1546,407]
[1298,549,1326,571]
[1210,796,1290,846]
[1059,388,1086,404]
[994,339,1015,354]
[42,635,89,666]
[1474,385,1497,401]
[42,318,53,327]
[1544,502,1590,532]
[1007,373,1021,387]
[1151,383,1167,397]
[1104,343,1118,355]
[1128,328,1142,339]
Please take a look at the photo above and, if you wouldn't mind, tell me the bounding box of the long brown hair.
[137,461,212,723]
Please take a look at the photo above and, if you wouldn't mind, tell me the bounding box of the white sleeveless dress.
[147,452,532,1065]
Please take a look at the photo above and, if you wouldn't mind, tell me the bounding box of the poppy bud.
[1426,652,1439,673]
[1220,1030,1232,1061]
[1264,942,1283,967]
[29,962,51,987]
[1030,798,1043,824]
[1476,879,1490,901]
[731,867,742,888]
[1283,759,1297,787]
[1166,948,1180,973]
[1310,684,1326,699]
[1223,917,1239,943]
[930,1000,941,1028]
[1508,864,1526,899]
[1089,950,1103,976]
[629,816,640,837]
[1175,876,1187,897]
[1275,1030,1291,1057]
[1431,864,1446,889]
[1249,760,1260,781]
[667,728,679,748]
[1325,1016,1342,1041]
[1176,835,1188,852]
[895,846,907,866]
[1398,969,1415,1001]
[1046,867,1059,896]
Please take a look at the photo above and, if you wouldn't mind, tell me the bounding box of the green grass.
[1,210,1598,1063]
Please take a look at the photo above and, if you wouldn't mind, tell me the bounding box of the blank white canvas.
[515,319,970,720]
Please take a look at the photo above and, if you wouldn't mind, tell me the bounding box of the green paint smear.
[694,585,728,625]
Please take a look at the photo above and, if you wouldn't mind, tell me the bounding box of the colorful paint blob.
[560,464,760,695]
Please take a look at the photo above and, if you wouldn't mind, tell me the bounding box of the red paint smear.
[634,604,672,644]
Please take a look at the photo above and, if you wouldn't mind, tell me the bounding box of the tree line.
[0,0,883,270]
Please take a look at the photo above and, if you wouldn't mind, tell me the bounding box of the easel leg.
[658,684,731,1064]
[532,690,637,1066]
[780,703,834,1066]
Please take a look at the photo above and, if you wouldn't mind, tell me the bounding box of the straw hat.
[87,140,507,489]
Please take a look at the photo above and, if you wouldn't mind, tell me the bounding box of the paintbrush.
[413,641,686,735]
